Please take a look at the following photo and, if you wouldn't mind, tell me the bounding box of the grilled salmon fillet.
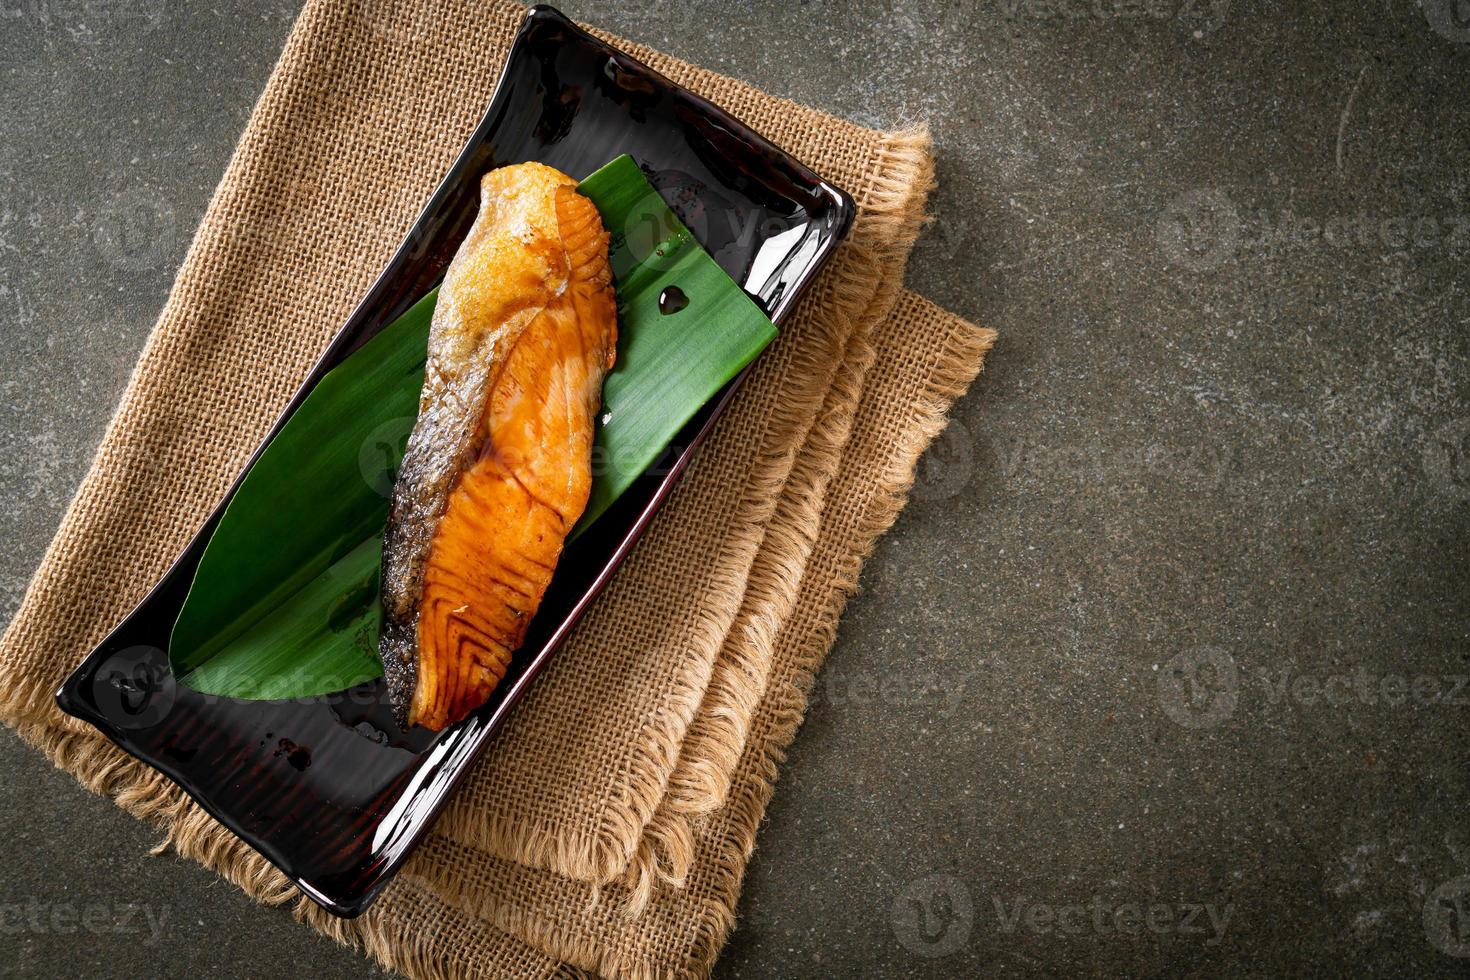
[379,162,616,732]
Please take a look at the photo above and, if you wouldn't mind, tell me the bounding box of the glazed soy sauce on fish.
[379,162,617,732]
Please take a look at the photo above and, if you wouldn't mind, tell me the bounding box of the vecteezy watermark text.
[811,667,973,719]
[1158,646,1470,729]
[1423,0,1470,44]
[990,894,1232,945]
[891,874,1233,958]
[0,900,168,941]
[908,422,1235,505]
[1157,188,1469,272]
[1425,876,1470,957]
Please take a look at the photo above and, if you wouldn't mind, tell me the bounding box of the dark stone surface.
[1,1,1467,976]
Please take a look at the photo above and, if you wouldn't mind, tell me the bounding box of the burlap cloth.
[0,1,996,977]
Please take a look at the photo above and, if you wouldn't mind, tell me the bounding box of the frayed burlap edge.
[651,300,998,980]
[426,123,935,887]
[657,134,933,819]
[370,296,999,980]
[613,134,933,907]
[621,320,880,907]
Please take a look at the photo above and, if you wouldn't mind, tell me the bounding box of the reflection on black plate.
[56,3,853,917]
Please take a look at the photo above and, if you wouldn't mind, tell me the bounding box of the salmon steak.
[379,162,617,732]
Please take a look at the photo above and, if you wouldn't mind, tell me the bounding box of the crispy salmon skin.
[379,162,616,732]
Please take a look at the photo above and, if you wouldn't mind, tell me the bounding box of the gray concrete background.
[2,0,1467,976]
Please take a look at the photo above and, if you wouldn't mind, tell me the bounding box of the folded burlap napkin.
[0,1,996,977]
[302,288,994,979]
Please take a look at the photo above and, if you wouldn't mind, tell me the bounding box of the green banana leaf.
[171,155,777,699]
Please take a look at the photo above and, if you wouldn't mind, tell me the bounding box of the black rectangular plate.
[54,4,852,918]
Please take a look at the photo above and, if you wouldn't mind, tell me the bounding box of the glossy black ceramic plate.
[55,4,852,918]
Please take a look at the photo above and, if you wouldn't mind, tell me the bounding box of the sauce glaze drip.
[658,285,689,315]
